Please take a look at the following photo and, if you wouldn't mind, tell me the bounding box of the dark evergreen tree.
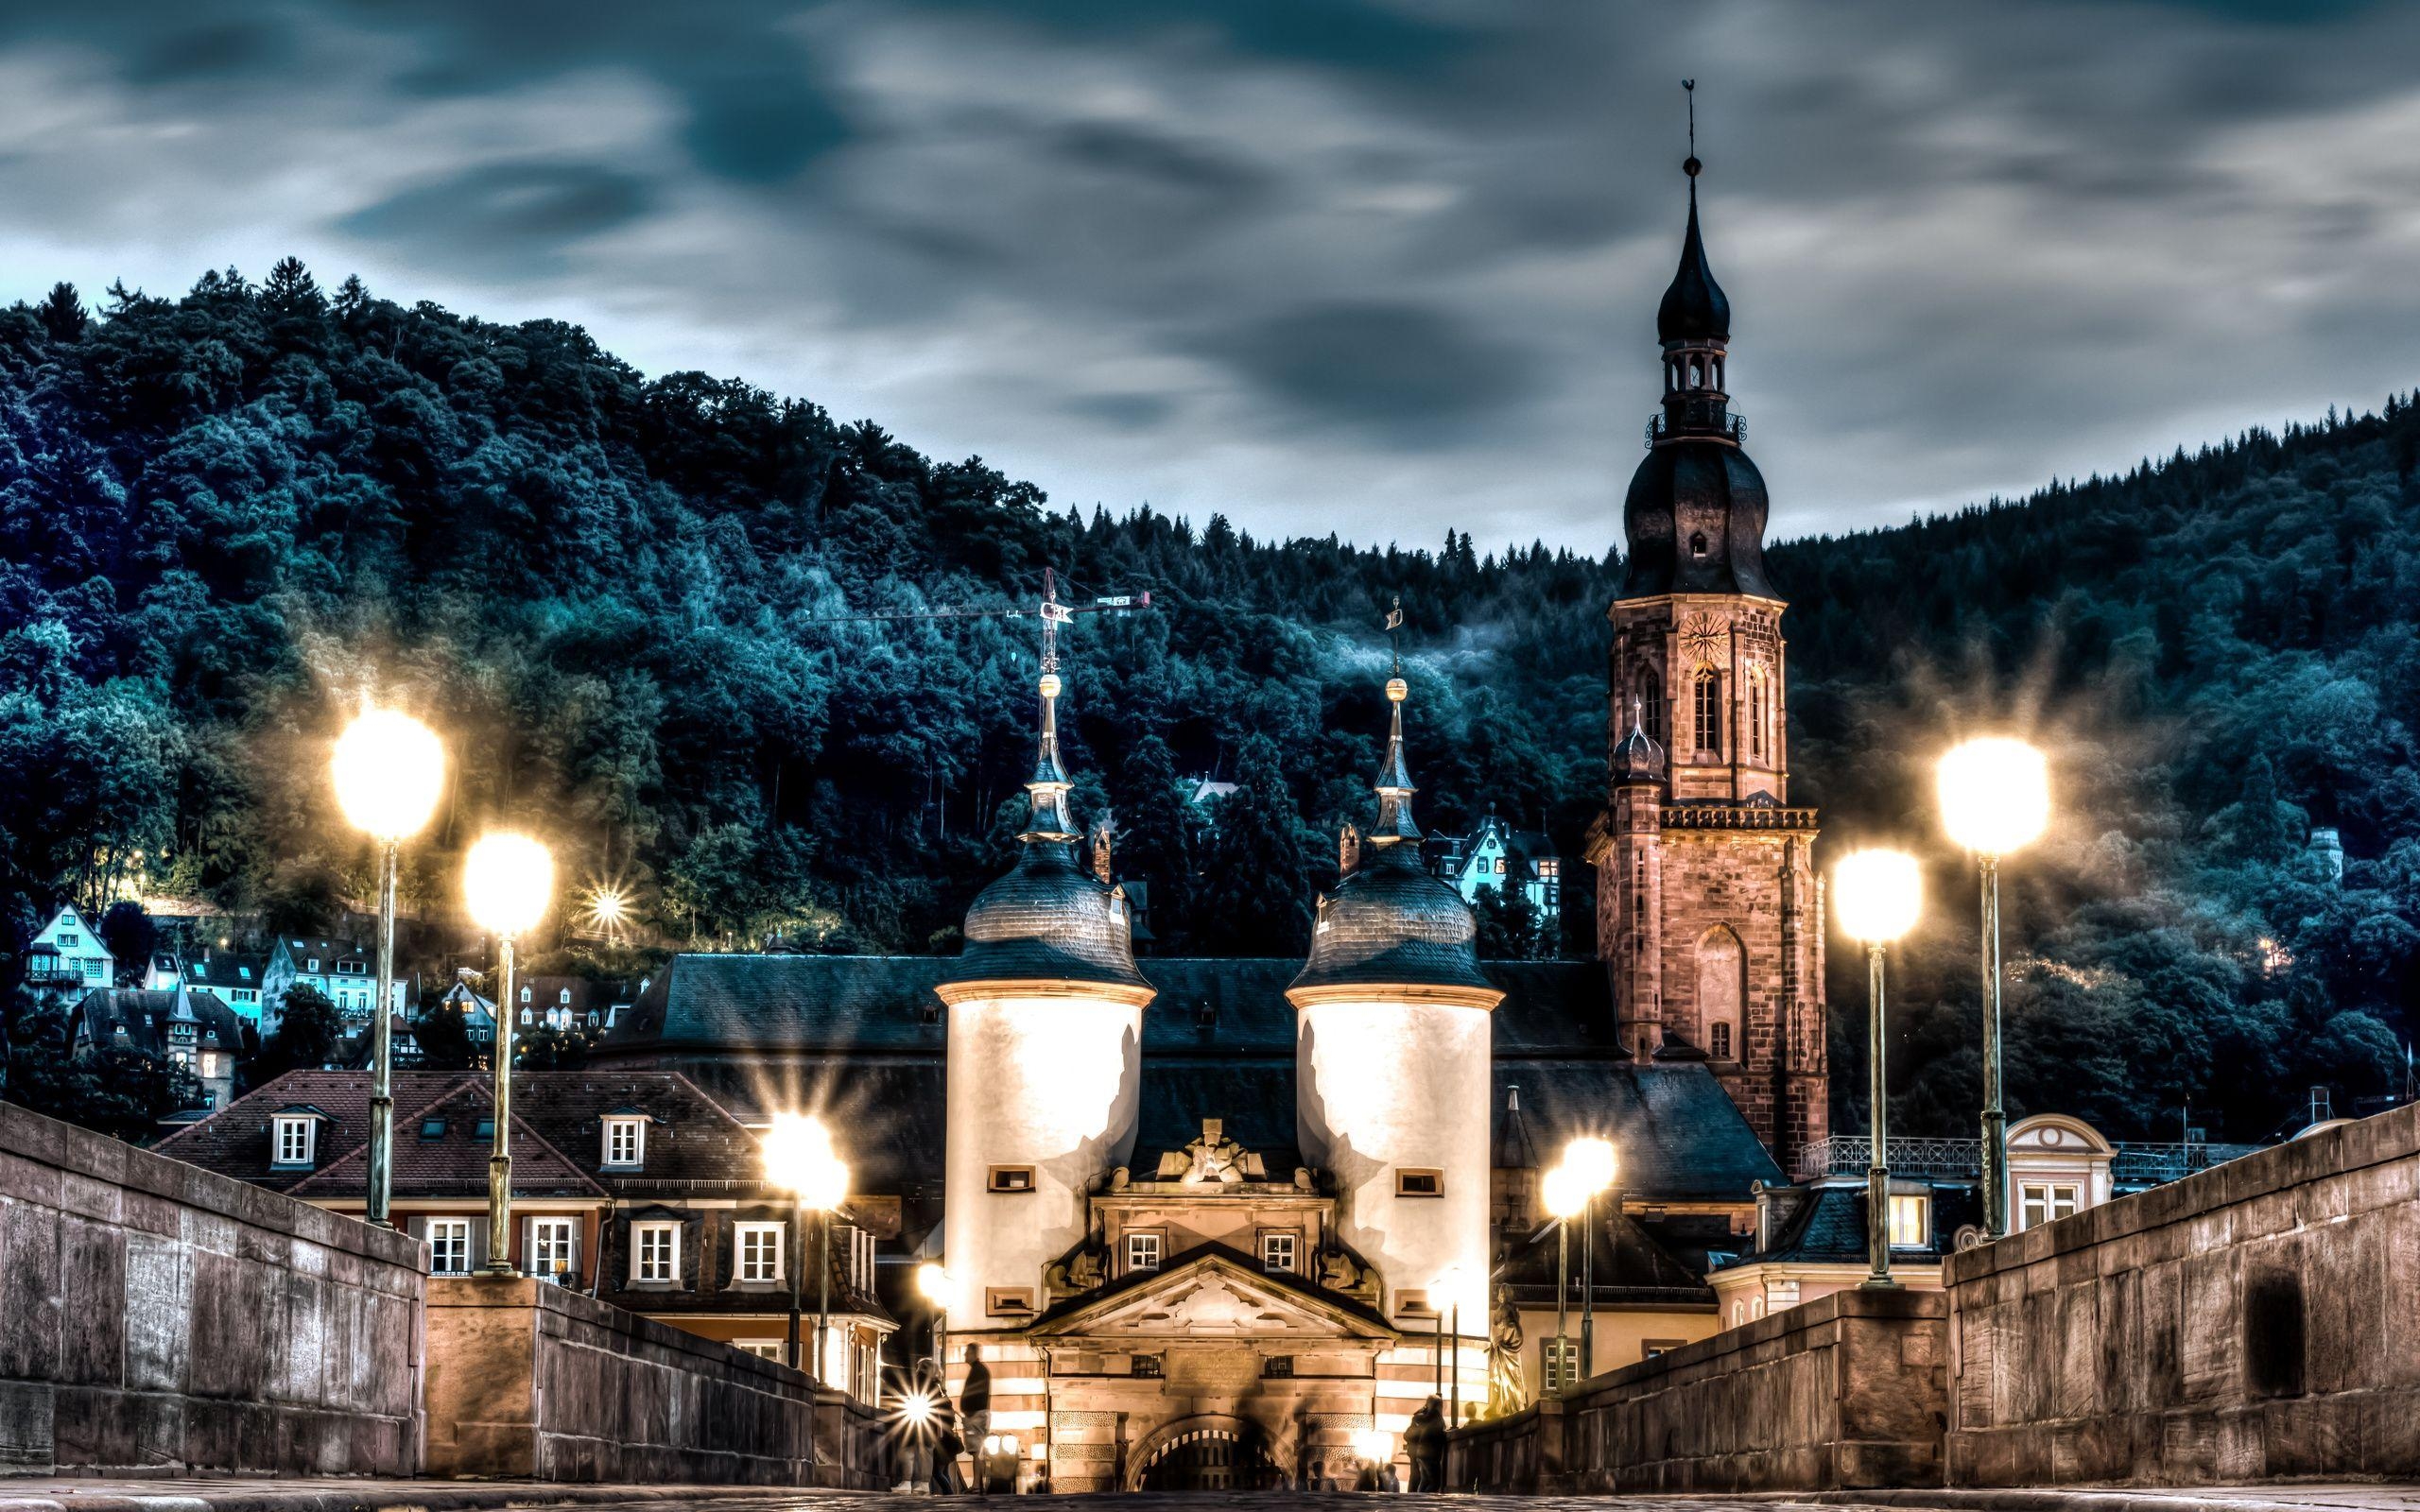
[1190,736,1312,955]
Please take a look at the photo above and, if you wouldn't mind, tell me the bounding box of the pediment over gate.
[1027,1245,1396,1342]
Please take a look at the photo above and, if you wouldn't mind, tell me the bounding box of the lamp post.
[1834,849,1925,1288]
[331,709,444,1228]
[1563,1136,1616,1379]
[917,1263,951,1383]
[763,1113,850,1380]
[1431,1263,1467,1429]
[1542,1163,1588,1398]
[464,833,553,1275]
[1938,738,2050,1238]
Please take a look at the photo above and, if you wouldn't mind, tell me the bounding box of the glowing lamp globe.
[916,1262,952,1307]
[1564,1135,1617,1194]
[1354,1429,1393,1465]
[464,833,554,936]
[1542,1161,1590,1221]
[1938,737,2050,857]
[898,1392,934,1427]
[764,1112,850,1211]
[333,710,445,842]
[1834,849,1924,945]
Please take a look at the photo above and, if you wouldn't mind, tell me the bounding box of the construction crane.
[804,567,1152,673]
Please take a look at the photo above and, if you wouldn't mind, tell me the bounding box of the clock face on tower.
[1680,613,1724,665]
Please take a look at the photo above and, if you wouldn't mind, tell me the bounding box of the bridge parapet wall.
[1447,1287,1946,1493]
[1945,1100,2420,1486]
[0,1099,424,1476]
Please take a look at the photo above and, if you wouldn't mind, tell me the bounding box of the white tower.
[1288,673,1501,1359]
[937,670,1154,1330]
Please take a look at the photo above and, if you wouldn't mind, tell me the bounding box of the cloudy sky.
[4,1,2417,552]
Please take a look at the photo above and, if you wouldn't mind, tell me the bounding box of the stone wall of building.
[1945,1101,2420,1486]
[1448,1288,1945,1493]
[0,1099,424,1476]
[422,1277,887,1486]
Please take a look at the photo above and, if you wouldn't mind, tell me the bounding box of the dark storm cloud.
[6,1,2420,549]
[1196,301,1533,444]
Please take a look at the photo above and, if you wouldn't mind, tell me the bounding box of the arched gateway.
[1129,1417,1282,1491]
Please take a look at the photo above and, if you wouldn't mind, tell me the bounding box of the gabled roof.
[1491,1061,1782,1200]
[182,954,266,993]
[1027,1244,1396,1341]
[288,1080,606,1201]
[74,988,245,1057]
[1726,1179,1986,1268]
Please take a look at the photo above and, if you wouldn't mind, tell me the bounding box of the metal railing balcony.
[1645,412,1747,448]
[1796,1134,2263,1184]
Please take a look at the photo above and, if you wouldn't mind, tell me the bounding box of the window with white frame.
[1544,1337,1582,1391]
[529,1216,578,1281]
[271,1115,316,1167]
[602,1116,646,1169]
[1125,1231,1162,1274]
[427,1218,472,1275]
[1259,1230,1298,1274]
[736,1341,786,1361]
[736,1222,784,1283]
[1887,1193,1929,1248]
[632,1222,681,1283]
[2019,1182,2081,1230]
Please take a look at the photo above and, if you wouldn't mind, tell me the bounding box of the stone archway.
[1126,1415,1283,1491]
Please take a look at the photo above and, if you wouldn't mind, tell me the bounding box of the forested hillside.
[3,265,2414,1142]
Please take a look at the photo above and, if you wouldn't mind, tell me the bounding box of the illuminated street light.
[1835,849,1923,1289]
[333,708,445,1230]
[917,1262,952,1380]
[1563,1134,1617,1381]
[1938,737,2050,1237]
[1543,1162,1589,1398]
[765,1112,851,1386]
[464,832,554,1275]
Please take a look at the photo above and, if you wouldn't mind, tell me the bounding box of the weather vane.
[1385,593,1404,679]
[1683,78,1701,178]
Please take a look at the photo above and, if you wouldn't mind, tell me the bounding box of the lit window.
[1126,1232,1162,1273]
[306,958,320,972]
[1887,1194,1929,1248]
[603,1116,646,1169]
[2019,1182,2080,1230]
[1260,1231,1298,1274]
[59,931,79,948]
[199,1052,217,1077]
[271,1116,316,1167]
[632,1223,681,1283]
[736,1341,786,1361]
[1544,1337,1582,1391]
[427,1218,472,1275]
[736,1222,784,1283]
[529,1217,578,1282]
[559,988,571,1005]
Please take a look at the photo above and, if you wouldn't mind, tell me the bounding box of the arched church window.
[1748,669,1767,762]
[1635,668,1664,744]
[1693,670,1722,756]
[1688,531,1708,558]
[1697,926,1743,1060]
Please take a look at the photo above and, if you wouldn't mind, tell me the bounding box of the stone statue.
[1178,1118,1253,1184]
[1486,1287,1529,1418]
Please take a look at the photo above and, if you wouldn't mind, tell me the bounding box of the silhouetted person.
[959,1345,992,1495]
[1406,1395,1447,1491]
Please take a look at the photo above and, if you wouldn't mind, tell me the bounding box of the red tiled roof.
[288,1080,605,1200]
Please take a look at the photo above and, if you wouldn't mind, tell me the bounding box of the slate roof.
[74,988,245,1057]
[600,954,1777,1207]
[181,954,267,996]
[288,1080,604,1201]
[1497,1207,1714,1310]
[1724,1179,1986,1268]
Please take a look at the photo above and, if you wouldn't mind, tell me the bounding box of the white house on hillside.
[27,907,117,991]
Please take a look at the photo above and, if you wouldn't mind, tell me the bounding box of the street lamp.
[1938,737,2049,1237]
[1431,1262,1470,1432]
[1563,1135,1616,1380]
[764,1112,850,1381]
[332,708,444,1228]
[1834,848,1924,1288]
[464,832,553,1275]
[1542,1162,1589,1397]
[916,1262,951,1383]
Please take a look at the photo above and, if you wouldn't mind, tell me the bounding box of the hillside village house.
[26,906,119,991]
[159,1069,898,1400]
[71,986,248,1123]
[264,935,406,1028]
[171,949,270,1025]
[1423,810,1563,935]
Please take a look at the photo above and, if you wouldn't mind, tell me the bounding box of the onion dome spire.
[944,662,1150,998]
[1370,675,1421,845]
[1022,672,1078,842]
[1612,697,1668,785]
[1657,87,1730,344]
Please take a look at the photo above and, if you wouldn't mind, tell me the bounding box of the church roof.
[597,954,1780,1205]
[1619,441,1776,599]
[1657,180,1731,344]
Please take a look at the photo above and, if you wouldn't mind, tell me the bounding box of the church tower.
[1588,135,1828,1166]
[937,667,1155,1330]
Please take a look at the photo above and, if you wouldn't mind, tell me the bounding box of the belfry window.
[1748,670,1767,762]
[1693,671,1722,756]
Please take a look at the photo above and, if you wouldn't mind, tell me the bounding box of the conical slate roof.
[943,671,1150,998]
[1289,677,1498,1003]
[1656,178,1730,343]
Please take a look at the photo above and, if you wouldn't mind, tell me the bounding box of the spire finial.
[1372,603,1418,846]
[1683,78,1700,180]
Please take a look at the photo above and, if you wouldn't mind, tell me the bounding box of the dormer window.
[271,1115,317,1168]
[558,988,571,1005]
[306,958,320,972]
[603,1115,646,1169]
[520,987,532,1004]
